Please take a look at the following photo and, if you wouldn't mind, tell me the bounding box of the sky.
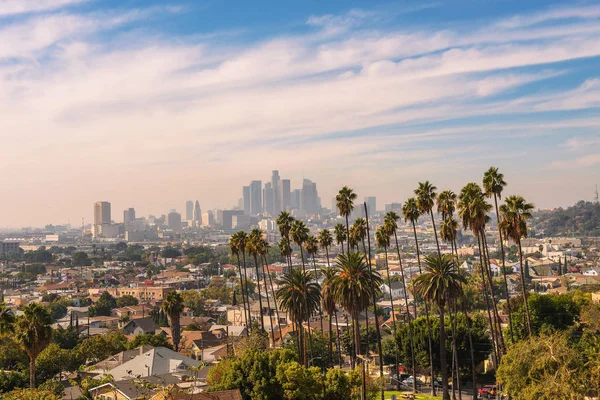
[0,0,599,228]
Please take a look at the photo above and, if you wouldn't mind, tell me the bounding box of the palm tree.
[458,183,505,358]
[483,167,514,341]
[246,229,266,332]
[499,195,534,337]
[321,266,342,368]
[278,236,299,355]
[415,181,442,258]
[329,252,382,364]
[0,302,15,334]
[334,223,347,253]
[162,291,184,351]
[440,216,459,256]
[437,190,457,220]
[305,235,324,334]
[277,269,321,367]
[276,211,296,270]
[318,229,333,267]
[383,211,417,393]
[230,231,250,331]
[336,186,357,255]
[376,227,400,390]
[413,254,466,400]
[403,197,436,393]
[17,303,53,388]
[353,218,368,253]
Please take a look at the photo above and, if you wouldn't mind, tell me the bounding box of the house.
[583,267,600,276]
[208,324,247,337]
[150,388,243,400]
[91,345,155,373]
[89,380,156,399]
[380,281,405,300]
[122,317,160,336]
[102,346,202,381]
[112,305,151,319]
[192,343,229,363]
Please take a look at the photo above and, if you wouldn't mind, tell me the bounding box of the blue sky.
[0,0,599,227]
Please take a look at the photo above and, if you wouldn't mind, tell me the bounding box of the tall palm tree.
[278,236,299,355]
[276,211,296,271]
[353,218,368,253]
[403,197,436,393]
[0,302,15,334]
[318,229,333,267]
[321,266,342,368]
[17,303,53,388]
[483,167,514,341]
[334,223,347,253]
[383,211,417,393]
[440,217,459,256]
[277,269,321,367]
[413,254,466,400]
[319,230,343,367]
[376,227,400,390]
[415,181,442,258]
[499,195,534,337]
[246,229,266,333]
[305,235,324,334]
[330,252,382,365]
[437,190,457,220]
[230,232,250,331]
[458,183,505,357]
[336,186,357,255]
[162,291,184,351]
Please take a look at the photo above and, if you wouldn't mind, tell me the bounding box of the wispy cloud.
[0,0,90,16]
[496,4,600,29]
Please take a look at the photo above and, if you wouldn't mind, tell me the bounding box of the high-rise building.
[201,211,215,228]
[94,201,111,225]
[167,212,182,231]
[242,186,251,215]
[365,197,376,216]
[271,170,281,216]
[185,201,194,220]
[263,182,274,216]
[124,208,136,224]
[281,179,291,211]
[193,201,202,226]
[301,179,319,215]
[385,202,402,213]
[217,209,244,230]
[291,189,301,210]
[250,180,262,215]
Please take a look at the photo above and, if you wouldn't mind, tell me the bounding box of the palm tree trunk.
[236,254,249,332]
[260,257,276,347]
[463,308,477,400]
[29,357,35,389]
[311,255,325,334]
[328,312,333,368]
[476,234,499,366]
[334,309,343,367]
[439,303,450,400]
[350,314,356,369]
[253,255,266,332]
[288,252,302,359]
[264,255,283,344]
[241,251,252,332]
[430,210,442,258]
[450,301,462,400]
[299,247,314,366]
[383,245,400,390]
[393,231,417,393]
[518,241,532,336]
[480,231,506,355]
[345,215,351,256]
[364,203,384,400]
[493,194,514,342]
[412,221,436,396]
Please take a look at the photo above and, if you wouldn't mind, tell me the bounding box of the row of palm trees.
[228,167,534,400]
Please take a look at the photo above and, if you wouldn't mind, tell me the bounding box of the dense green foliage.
[531,200,600,237]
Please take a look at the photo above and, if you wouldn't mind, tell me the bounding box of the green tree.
[72,252,91,267]
[230,231,251,333]
[74,330,127,365]
[247,229,267,333]
[162,291,184,351]
[334,224,346,253]
[275,361,323,400]
[88,291,117,317]
[115,295,139,307]
[16,303,53,388]
[336,186,357,255]
[126,333,173,350]
[2,388,60,400]
[161,246,180,258]
[413,254,465,400]
[35,343,81,384]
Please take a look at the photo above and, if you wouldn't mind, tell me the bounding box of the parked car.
[478,385,497,398]
[402,376,422,385]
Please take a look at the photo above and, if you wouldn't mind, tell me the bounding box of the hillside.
[531,201,600,237]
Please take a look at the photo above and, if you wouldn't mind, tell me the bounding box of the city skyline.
[1,0,599,227]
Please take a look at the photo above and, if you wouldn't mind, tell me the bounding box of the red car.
[478,385,497,398]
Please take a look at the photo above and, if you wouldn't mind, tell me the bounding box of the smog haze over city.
[1,0,599,228]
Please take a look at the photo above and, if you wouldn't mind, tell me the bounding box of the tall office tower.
[218,210,245,230]
[250,180,262,215]
[185,201,194,220]
[264,182,274,216]
[290,189,301,209]
[201,210,215,227]
[123,208,136,224]
[271,170,281,215]
[301,179,319,215]
[384,202,402,213]
[193,201,202,226]
[365,197,377,216]
[242,186,251,215]
[94,201,111,225]
[167,212,182,230]
[281,179,291,211]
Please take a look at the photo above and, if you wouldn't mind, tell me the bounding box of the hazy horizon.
[1,0,599,228]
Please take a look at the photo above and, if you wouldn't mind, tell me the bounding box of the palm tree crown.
[336,186,357,218]
[290,220,309,247]
[437,189,457,219]
[334,223,346,247]
[318,229,333,250]
[483,167,507,200]
[276,270,321,331]
[499,195,534,244]
[415,181,437,215]
[413,254,465,310]
[402,198,420,224]
[17,302,53,388]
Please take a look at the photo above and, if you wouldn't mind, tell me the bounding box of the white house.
[583,267,600,276]
[380,281,405,300]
